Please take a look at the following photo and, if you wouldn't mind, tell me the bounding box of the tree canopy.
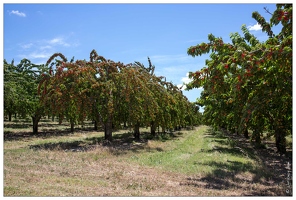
[185,4,292,154]
[4,58,49,134]
[37,50,200,140]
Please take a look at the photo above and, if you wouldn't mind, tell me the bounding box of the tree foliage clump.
[37,50,200,140]
[186,4,292,155]
[4,58,48,134]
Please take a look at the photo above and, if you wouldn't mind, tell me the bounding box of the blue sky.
[2,3,281,105]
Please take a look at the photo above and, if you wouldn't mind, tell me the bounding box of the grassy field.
[3,119,292,196]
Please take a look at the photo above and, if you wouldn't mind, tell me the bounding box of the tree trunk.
[95,112,103,131]
[94,120,98,130]
[175,125,181,131]
[58,114,63,125]
[70,120,75,133]
[244,129,249,139]
[253,130,261,148]
[8,113,12,121]
[52,115,55,122]
[104,117,113,141]
[275,129,286,155]
[267,114,286,155]
[151,121,156,136]
[32,115,41,135]
[230,128,236,134]
[134,123,140,140]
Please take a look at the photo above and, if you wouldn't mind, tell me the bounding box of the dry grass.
[3,120,292,196]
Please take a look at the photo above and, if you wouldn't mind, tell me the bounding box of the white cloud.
[181,73,192,84]
[177,73,204,92]
[48,37,70,47]
[19,51,51,59]
[14,34,79,65]
[20,43,33,49]
[177,73,193,90]
[19,37,70,51]
[177,84,184,90]
[9,10,26,17]
[40,45,52,50]
[247,23,262,31]
[29,52,51,59]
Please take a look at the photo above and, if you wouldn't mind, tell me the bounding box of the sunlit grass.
[4,120,289,196]
[130,126,258,176]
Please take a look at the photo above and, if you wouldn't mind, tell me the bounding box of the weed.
[226,138,237,148]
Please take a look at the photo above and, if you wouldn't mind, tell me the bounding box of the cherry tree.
[186,4,292,154]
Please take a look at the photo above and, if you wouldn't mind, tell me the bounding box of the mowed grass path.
[3,122,289,196]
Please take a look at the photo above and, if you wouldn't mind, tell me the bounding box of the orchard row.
[4,50,202,141]
[185,4,292,155]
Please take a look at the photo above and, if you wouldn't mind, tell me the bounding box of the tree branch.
[264,7,273,15]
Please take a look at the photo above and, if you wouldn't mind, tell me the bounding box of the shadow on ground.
[3,123,31,129]
[4,129,81,142]
[28,131,184,155]
[180,128,292,196]
[3,120,98,141]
